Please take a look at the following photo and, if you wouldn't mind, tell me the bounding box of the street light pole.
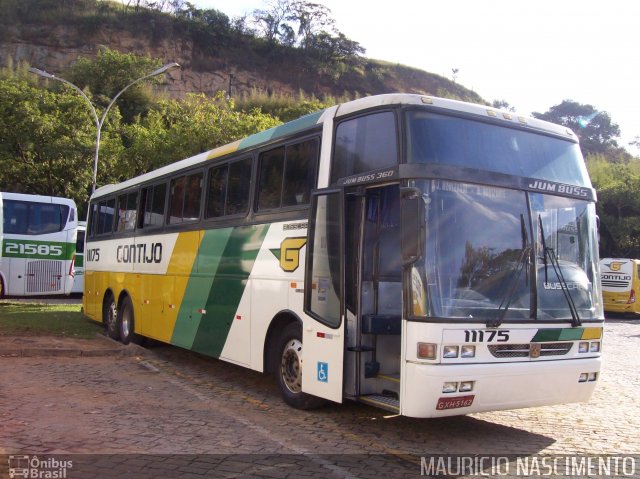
[29,62,180,195]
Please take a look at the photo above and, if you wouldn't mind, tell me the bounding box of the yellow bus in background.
[600,258,640,315]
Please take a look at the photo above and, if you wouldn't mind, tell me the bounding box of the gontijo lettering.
[116,243,162,264]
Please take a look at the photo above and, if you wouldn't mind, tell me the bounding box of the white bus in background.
[71,221,86,294]
[0,192,78,297]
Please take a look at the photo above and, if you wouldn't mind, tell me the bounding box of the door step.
[376,373,400,383]
[358,394,400,413]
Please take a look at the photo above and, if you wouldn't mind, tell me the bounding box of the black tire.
[103,293,120,340]
[118,295,139,345]
[273,322,325,410]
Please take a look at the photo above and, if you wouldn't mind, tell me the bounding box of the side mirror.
[401,187,425,265]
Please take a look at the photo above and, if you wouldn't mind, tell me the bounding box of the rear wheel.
[103,293,119,340]
[118,295,139,345]
[273,322,325,410]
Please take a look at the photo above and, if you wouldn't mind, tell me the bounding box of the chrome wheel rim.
[121,306,131,338]
[280,339,303,394]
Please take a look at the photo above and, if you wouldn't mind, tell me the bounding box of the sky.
[191,0,639,154]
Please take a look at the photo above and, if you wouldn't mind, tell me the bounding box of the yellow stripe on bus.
[205,140,241,161]
[155,231,204,343]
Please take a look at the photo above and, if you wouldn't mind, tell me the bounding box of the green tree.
[0,69,126,213]
[532,100,621,158]
[64,48,163,123]
[122,92,281,174]
[586,154,640,257]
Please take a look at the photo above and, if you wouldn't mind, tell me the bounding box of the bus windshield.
[406,110,591,187]
[409,180,601,322]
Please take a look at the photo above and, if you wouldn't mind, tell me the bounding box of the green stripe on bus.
[171,228,233,349]
[237,110,324,150]
[532,328,584,342]
[2,239,75,260]
[190,224,269,357]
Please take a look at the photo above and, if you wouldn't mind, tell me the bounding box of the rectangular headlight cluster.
[578,372,598,383]
[578,341,601,353]
[442,381,475,393]
[443,345,476,358]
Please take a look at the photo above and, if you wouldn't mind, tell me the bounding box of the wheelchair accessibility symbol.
[317,362,328,383]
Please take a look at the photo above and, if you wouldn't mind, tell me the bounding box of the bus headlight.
[459,381,474,392]
[589,341,601,353]
[578,342,589,353]
[442,382,458,393]
[443,345,459,358]
[461,345,476,358]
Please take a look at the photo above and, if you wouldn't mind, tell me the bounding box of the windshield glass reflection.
[409,180,602,321]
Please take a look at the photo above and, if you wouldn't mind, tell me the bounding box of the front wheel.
[273,323,325,410]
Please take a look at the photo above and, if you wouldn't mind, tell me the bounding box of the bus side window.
[137,188,148,229]
[4,200,28,234]
[282,139,318,207]
[227,157,252,215]
[206,164,228,218]
[183,173,203,222]
[257,146,285,211]
[168,173,202,224]
[96,198,115,235]
[116,192,138,233]
[87,202,97,237]
[144,183,166,228]
[331,111,398,184]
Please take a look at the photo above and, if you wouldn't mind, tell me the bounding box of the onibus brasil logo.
[8,455,73,478]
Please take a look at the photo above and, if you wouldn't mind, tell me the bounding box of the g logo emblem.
[606,261,626,272]
[272,237,307,272]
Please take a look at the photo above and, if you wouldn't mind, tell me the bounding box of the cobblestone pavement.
[0,319,638,478]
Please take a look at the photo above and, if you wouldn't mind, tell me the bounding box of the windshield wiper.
[488,214,531,328]
[538,215,582,327]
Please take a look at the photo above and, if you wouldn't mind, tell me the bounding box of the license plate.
[436,395,475,410]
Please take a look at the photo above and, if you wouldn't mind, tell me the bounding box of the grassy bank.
[0,301,102,339]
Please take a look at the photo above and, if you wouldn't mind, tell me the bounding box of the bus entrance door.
[347,184,403,413]
[303,189,345,403]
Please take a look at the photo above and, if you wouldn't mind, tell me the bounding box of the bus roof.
[0,191,77,208]
[92,93,579,199]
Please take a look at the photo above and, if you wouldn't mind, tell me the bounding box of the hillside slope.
[0,3,484,104]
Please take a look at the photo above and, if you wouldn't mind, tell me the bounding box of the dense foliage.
[0,54,283,216]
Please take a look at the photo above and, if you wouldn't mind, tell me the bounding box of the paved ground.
[0,318,638,478]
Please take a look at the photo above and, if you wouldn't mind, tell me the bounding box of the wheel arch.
[263,310,303,375]
[117,288,134,309]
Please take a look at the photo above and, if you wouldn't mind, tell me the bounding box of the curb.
[0,347,138,358]
[0,333,146,358]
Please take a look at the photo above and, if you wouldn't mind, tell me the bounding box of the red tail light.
[69,254,76,278]
[628,289,636,304]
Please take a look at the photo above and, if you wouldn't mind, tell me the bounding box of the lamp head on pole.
[28,67,56,79]
[150,62,181,77]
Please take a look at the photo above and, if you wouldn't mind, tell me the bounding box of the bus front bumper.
[402,357,601,418]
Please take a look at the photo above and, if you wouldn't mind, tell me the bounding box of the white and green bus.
[1,192,78,297]
[84,94,604,417]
